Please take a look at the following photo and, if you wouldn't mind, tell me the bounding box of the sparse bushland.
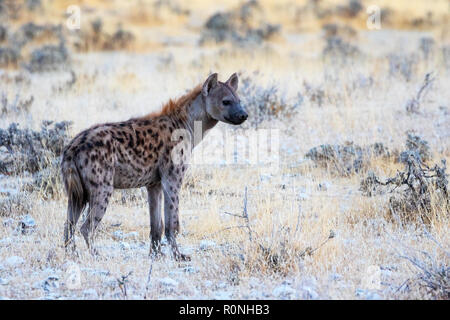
[0,0,449,300]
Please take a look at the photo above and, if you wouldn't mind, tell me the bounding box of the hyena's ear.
[225,73,238,91]
[202,73,218,97]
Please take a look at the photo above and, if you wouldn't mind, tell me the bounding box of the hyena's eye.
[222,100,232,106]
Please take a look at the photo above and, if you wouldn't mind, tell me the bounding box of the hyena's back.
[61,117,171,194]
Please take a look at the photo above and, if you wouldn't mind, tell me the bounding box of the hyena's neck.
[183,93,218,147]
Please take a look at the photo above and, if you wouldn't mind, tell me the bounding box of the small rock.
[43,276,59,292]
[214,290,232,300]
[119,241,130,250]
[17,214,36,234]
[2,218,15,227]
[259,174,272,183]
[355,288,381,300]
[83,288,98,299]
[159,277,178,288]
[329,273,343,281]
[0,278,9,285]
[318,181,331,191]
[301,286,319,299]
[124,231,138,240]
[182,266,197,274]
[5,256,24,267]
[273,285,296,299]
[0,237,12,245]
[199,240,216,251]
[112,230,124,241]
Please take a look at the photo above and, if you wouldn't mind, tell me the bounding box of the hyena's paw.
[89,246,100,257]
[149,250,165,260]
[175,252,191,262]
[64,240,79,257]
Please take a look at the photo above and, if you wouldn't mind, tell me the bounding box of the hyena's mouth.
[225,115,247,125]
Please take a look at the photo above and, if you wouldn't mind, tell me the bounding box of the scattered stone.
[301,286,319,299]
[272,285,296,299]
[182,266,197,274]
[83,288,99,299]
[159,277,178,288]
[124,231,139,240]
[329,273,343,281]
[17,214,36,234]
[5,256,24,267]
[112,230,124,241]
[199,240,216,251]
[0,277,9,285]
[214,290,233,300]
[119,241,131,250]
[356,288,381,300]
[43,276,59,292]
[318,181,331,191]
[2,218,15,227]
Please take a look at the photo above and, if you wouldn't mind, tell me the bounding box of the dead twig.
[405,72,435,114]
[116,271,132,300]
[143,257,154,300]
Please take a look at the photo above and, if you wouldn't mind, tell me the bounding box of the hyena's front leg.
[146,183,163,257]
[80,186,113,255]
[161,172,190,261]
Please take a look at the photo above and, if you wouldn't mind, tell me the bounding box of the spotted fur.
[61,73,247,260]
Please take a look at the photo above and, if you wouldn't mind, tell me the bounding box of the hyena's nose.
[239,112,248,121]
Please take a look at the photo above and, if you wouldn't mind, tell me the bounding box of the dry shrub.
[28,164,64,200]
[239,72,301,128]
[306,141,390,176]
[405,73,435,114]
[388,53,418,82]
[0,192,33,217]
[0,22,70,72]
[1,91,34,116]
[360,152,448,225]
[200,0,280,46]
[73,19,134,52]
[403,132,431,162]
[27,42,69,73]
[399,237,449,300]
[0,120,71,175]
[0,46,20,68]
[110,188,147,207]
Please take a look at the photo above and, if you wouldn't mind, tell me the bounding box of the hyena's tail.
[62,156,87,247]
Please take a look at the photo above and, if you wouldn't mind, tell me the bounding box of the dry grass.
[0,0,449,300]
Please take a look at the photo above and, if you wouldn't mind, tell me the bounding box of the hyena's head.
[201,73,248,125]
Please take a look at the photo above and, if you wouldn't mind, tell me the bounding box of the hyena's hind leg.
[80,185,113,255]
[147,183,164,258]
[63,165,87,253]
[64,195,86,253]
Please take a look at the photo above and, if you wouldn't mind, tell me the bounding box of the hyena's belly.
[113,162,159,189]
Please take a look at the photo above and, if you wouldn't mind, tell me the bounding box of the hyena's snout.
[227,104,248,125]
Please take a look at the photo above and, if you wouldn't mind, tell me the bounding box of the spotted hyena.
[61,73,247,260]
